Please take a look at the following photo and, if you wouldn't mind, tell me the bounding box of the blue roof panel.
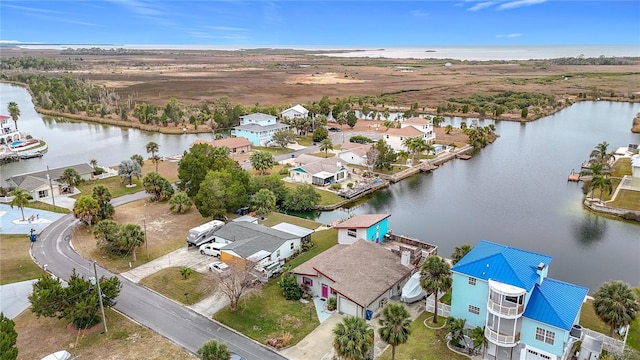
[524,278,588,330]
[451,240,553,290]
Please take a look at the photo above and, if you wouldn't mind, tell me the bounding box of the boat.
[401,272,426,303]
[0,114,47,162]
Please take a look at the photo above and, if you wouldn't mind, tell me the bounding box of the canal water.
[1,82,639,292]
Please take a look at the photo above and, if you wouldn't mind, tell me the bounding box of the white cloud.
[107,0,164,16]
[205,26,248,32]
[497,0,547,10]
[467,2,496,12]
[411,10,429,17]
[1,3,60,14]
[497,33,523,38]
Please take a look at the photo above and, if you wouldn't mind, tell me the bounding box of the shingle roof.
[403,117,431,125]
[282,104,309,115]
[13,175,61,191]
[293,239,411,307]
[451,240,552,291]
[292,156,345,175]
[8,163,94,185]
[333,214,391,229]
[241,113,277,122]
[234,123,289,132]
[523,278,588,330]
[215,222,297,258]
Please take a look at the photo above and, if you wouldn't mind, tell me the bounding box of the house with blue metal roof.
[233,113,290,146]
[450,240,588,360]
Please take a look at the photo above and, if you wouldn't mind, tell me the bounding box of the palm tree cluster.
[581,142,615,201]
[460,123,496,149]
[402,136,433,165]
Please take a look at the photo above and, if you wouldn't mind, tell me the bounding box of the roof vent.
[537,263,545,271]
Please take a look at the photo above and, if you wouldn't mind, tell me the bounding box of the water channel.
[1,82,639,292]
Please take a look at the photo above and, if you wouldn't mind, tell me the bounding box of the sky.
[0,1,639,47]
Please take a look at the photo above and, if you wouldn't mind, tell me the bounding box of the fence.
[425,294,451,318]
[581,327,627,355]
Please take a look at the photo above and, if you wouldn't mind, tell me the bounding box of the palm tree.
[444,124,453,134]
[169,192,192,214]
[197,339,231,360]
[146,141,160,172]
[89,158,98,169]
[117,223,145,262]
[593,280,639,337]
[249,151,276,175]
[403,136,427,165]
[61,168,81,192]
[378,303,412,360]
[447,316,468,348]
[470,326,488,357]
[73,196,99,226]
[451,244,472,265]
[420,256,453,323]
[10,188,30,221]
[590,141,614,166]
[7,102,20,130]
[333,316,374,360]
[590,175,613,202]
[320,138,333,157]
[581,161,606,199]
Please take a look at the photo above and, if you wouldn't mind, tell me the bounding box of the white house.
[289,156,348,186]
[7,163,95,199]
[632,154,640,187]
[383,126,429,152]
[333,213,391,244]
[292,239,412,318]
[281,104,309,120]
[338,142,371,166]
[402,117,435,141]
[234,113,290,146]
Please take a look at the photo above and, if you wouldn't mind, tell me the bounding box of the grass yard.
[378,312,468,360]
[140,267,215,305]
[0,234,45,284]
[14,308,196,360]
[214,279,319,346]
[309,152,335,158]
[74,175,143,199]
[608,189,640,211]
[258,212,322,229]
[26,201,69,214]
[578,299,640,351]
[611,158,632,177]
[284,182,344,207]
[252,146,294,156]
[72,199,207,273]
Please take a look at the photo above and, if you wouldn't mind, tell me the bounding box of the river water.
[1,82,639,292]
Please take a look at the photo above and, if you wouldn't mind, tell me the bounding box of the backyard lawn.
[284,182,344,206]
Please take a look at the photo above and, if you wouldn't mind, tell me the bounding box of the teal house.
[450,240,588,360]
[334,214,390,244]
[233,113,289,146]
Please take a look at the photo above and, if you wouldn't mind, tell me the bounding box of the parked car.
[230,353,247,360]
[199,242,226,257]
[208,261,230,273]
[328,127,342,132]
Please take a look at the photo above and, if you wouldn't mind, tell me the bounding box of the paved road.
[30,196,286,360]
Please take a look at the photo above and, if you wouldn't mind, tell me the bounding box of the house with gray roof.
[234,112,290,146]
[214,221,302,266]
[292,239,412,318]
[289,156,348,186]
[6,163,95,200]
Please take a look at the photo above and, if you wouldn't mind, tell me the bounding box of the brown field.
[3,48,639,117]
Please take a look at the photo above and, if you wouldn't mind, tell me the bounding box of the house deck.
[382,233,438,266]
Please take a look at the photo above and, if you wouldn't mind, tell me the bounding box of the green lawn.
[0,234,46,284]
[379,312,468,360]
[74,176,144,199]
[252,146,294,156]
[611,158,632,177]
[608,189,640,211]
[139,267,215,305]
[26,201,69,214]
[213,228,337,345]
[309,152,335,158]
[284,182,344,206]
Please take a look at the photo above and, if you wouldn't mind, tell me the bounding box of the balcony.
[487,298,525,317]
[485,327,520,347]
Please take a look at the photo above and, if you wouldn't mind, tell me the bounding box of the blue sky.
[1,1,638,46]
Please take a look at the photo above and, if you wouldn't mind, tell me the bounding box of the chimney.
[536,263,546,284]
[401,251,410,266]
[336,161,342,167]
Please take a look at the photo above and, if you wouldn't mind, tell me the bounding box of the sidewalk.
[0,279,38,319]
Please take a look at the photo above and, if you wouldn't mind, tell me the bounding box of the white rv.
[186,220,225,247]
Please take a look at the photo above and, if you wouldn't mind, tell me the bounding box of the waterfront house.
[212,221,301,267]
[233,113,290,146]
[383,126,431,152]
[333,213,390,244]
[7,163,95,198]
[338,142,371,166]
[450,240,589,360]
[632,154,640,187]
[191,137,252,154]
[281,104,309,120]
[292,239,412,318]
[289,157,347,186]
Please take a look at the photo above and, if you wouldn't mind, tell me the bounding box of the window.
[468,277,476,286]
[276,250,281,258]
[535,327,555,345]
[290,242,294,250]
[347,229,357,237]
[468,305,480,315]
[38,190,48,198]
[303,277,313,286]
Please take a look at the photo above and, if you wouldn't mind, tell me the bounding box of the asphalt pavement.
[29,195,287,360]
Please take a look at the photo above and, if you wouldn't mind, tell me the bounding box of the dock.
[456,153,472,160]
[382,232,438,267]
[567,169,581,182]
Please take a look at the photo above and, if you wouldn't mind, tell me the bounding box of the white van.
[199,242,227,257]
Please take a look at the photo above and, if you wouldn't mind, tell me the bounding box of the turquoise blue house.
[334,214,390,244]
[450,240,588,360]
[233,113,290,146]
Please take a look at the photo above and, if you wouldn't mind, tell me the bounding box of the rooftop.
[333,214,391,229]
[8,163,94,186]
[215,221,298,258]
[191,137,251,149]
[384,126,425,137]
[524,278,588,330]
[240,112,277,122]
[235,123,289,132]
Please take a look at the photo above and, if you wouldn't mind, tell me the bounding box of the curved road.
[31,192,286,360]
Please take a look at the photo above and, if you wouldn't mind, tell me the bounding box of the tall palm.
[590,141,614,165]
[7,101,20,130]
[593,280,639,337]
[444,124,453,134]
[451,244,472,265]
[145,141,160,172]
[581,161,606,198]
[197,339,231,360]
[590,175,613,202]
[333,316,374,360]
[420,256,453,323]
[470,326,488,357]
[378,303,412,360]
[10,188,30,221]
[320,138,333,158]
[117,224,145,262]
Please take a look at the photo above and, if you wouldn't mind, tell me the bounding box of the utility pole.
[143,219,148,260]
[46,166,55,207]
[93,260,108,334]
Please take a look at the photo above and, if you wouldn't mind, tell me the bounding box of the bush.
[313,127,328,142]
[349,135,373,144]
[277,272,302,300]
[327,297,337,311]
[330,183,342,191]
[347,182,354,188]
[279,167,290,176]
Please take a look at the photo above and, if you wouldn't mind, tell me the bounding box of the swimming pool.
[434,145,444,153]
[10,141,24,147]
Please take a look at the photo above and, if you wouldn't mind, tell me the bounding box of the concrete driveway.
[281,312,344,360]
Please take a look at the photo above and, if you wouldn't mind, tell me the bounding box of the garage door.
[526,349,551,360]
[338,296,358,317]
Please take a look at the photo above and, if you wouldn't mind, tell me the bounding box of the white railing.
[485,327,520,347]
[487,299,524,317]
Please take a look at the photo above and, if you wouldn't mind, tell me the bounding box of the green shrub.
[279,167,290,175]
[278,272,302,300]
[349,135,373,144]
[347,182,354,188]
[330,183,342,191]
[327,297,337,311]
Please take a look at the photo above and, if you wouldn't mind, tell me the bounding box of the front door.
[321,284,328,298]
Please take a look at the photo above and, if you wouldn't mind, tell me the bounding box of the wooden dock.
[567,169,581,182]
[456,153,472,160]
